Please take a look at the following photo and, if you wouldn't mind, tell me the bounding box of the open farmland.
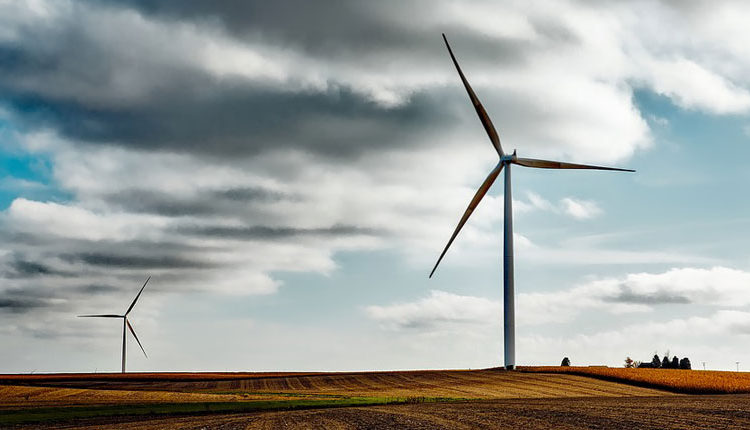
[36,395,750,430]
[522,366,750,394]
[0,369,669,403]
[0,369,673,427]
[17,368,750,429]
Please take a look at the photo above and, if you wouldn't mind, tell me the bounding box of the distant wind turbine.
[430,34,634,370]
[79,277,150,373]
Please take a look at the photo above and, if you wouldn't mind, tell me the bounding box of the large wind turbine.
[79,277,150,373]
[430,35,634,370]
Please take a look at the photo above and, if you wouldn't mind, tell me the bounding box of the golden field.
[0,369,669,408]
[9,369,750,428]
[522,366,750,394]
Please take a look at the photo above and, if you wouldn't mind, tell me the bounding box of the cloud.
[522,266,750,324]
[2,0,750,348]
[176,224,380,241]
[597,267,750,307]
[517,309,750,368]
[366,290,500,331]
[643,58,750,114]
[367,267,750,333]
[560,197,602,220]
[520,193,603,220]
[0,0,656,164]
[61,253,213,270]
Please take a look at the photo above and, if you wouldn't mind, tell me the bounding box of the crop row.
[522,366,750,394]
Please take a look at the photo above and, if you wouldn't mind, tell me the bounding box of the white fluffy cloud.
[366,267,750,369]
[560,197,602,220]
[367,267,750,331]
[521,193,603,220]
[366,290,499,331]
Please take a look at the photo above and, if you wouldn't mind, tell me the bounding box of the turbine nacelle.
[500,150,517,163]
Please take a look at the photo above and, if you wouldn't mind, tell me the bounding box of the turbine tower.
[79,277,150,372]
[430,35,634,370]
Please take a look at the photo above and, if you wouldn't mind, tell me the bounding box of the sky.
[2,0,750,373]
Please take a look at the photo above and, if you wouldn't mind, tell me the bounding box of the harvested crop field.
[523,366,750,394]
[0,369,694,428]
[0,369,670,403]
[0,385,298,409]
[14,394,750,430]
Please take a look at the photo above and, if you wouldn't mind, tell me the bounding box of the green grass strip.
[0,396,463,426]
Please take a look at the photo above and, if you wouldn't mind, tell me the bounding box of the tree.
[624,357,635,368]
[679,357,691,370]
[671,356,679,369]
[561,357,571,367]
[662,355,670,369]
[652,354,661,368]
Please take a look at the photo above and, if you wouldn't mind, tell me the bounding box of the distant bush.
[561,357,571,367]
[638,354,691,370]
[624,357,635,368]
[652,354,662,368]
[680,357,691,370]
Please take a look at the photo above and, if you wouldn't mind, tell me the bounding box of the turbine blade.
[443,33,504,156]
[125,276,150,316]
[126,319,148,358]
[78,314,124,318]
[513,157,635,172]
[430,163,504,278]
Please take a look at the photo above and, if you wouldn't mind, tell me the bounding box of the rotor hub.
[500,150,517,163]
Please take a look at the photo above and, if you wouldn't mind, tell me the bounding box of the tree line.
[625,354,691,369]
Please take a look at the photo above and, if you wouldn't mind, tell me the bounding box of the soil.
[20,394,750,429]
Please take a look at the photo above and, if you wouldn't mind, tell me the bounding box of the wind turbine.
[430,34,634,370]
[79,277,150,373]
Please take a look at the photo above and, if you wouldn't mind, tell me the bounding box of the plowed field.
[0,369,684,429]
[16,395,750,430]
[0,369,669,406]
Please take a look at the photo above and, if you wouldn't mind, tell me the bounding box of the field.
[40,395,750,430]
[522,366,750,394]
[3,368,750,429]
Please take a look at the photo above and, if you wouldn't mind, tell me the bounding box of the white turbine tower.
[430,35,634,370]
[79,277,150,373]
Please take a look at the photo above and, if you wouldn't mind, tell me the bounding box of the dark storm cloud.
[216,187,288,202]
[84,0,533,63]
[10,260,52,276]
[75,284,120,294]
[0,287,66,314]
[0,297,50,313]
[3,76,450,159]
[0,0,544,160]
[104,189,221,217]
[0,225,217,254]
[178,224,380,240]
[61,253,212,269]
[102,187,291,217]
[2,255,72,279]
[604,285,691,305]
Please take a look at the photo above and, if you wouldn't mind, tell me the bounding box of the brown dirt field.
[1,370,670,406]
[0,385,296,409]
[22,394,750,429]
